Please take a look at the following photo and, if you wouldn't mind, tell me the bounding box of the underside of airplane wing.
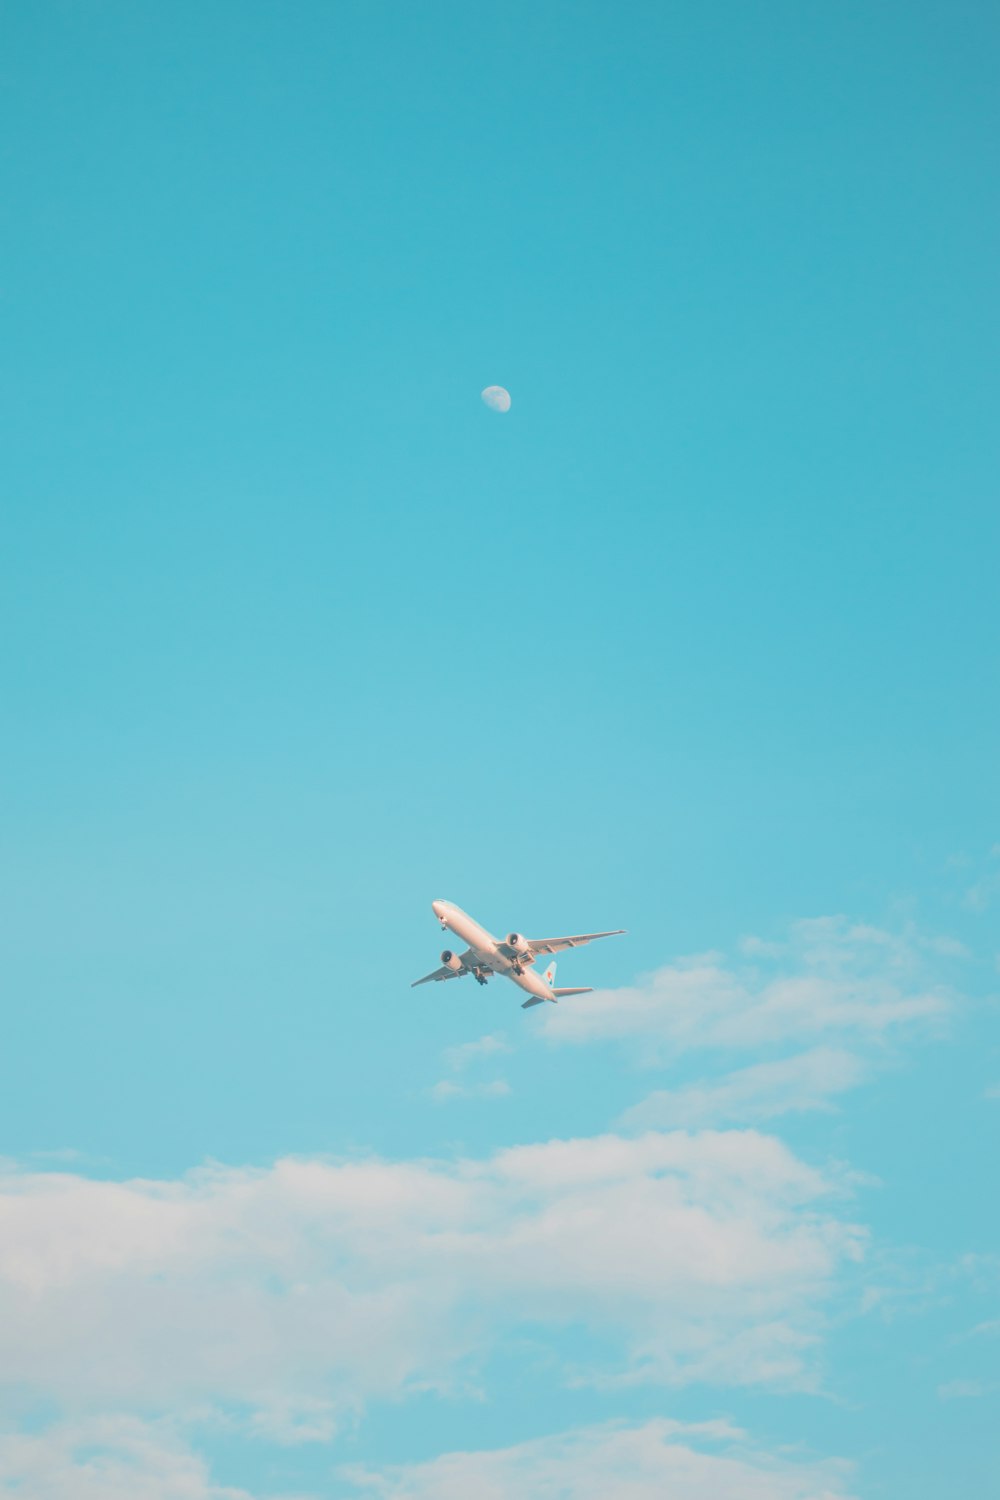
[527,930,626,956]
[410,949,478,987]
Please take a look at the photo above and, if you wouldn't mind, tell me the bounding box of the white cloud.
[0,1131,864,1435]
[538,917,954,1054]
[341,1416,857,1500]
[0,1416,272,1500]
[619,1049,866,1130]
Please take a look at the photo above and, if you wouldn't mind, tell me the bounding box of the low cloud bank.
[0,1128,862,1438]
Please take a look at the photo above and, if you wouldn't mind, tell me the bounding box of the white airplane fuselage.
[432,899,556,1003]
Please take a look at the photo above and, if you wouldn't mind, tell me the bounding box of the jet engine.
[506,933,529,954]
[440,950,463,971]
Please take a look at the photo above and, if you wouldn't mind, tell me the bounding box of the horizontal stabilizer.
[521,995,557,1009]
[552,986,593,998]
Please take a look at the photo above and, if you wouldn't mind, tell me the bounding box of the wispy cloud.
[429,1032,513,1101]
[937,1379,993,1400]
[442,1033,511,1071]
[962,844,1000,912]
[619,1049,867,1130]
[429,1078,511,1103]
[341,1416,857,1499]
[537,916,957,1056]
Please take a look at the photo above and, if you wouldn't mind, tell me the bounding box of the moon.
[481,385,511,413]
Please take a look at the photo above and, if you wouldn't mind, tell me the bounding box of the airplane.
[411,899,626,1009]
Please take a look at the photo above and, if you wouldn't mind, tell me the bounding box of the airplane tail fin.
[544,959,593,998]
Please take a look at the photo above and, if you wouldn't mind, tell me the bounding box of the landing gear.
[474,968,489,987]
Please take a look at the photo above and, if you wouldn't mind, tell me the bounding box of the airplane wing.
[527,930,626,956]
[410,950,477,987]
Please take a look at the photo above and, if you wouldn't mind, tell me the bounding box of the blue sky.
[1,2,997,1496]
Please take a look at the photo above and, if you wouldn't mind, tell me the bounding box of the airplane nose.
[432,899,447,920]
